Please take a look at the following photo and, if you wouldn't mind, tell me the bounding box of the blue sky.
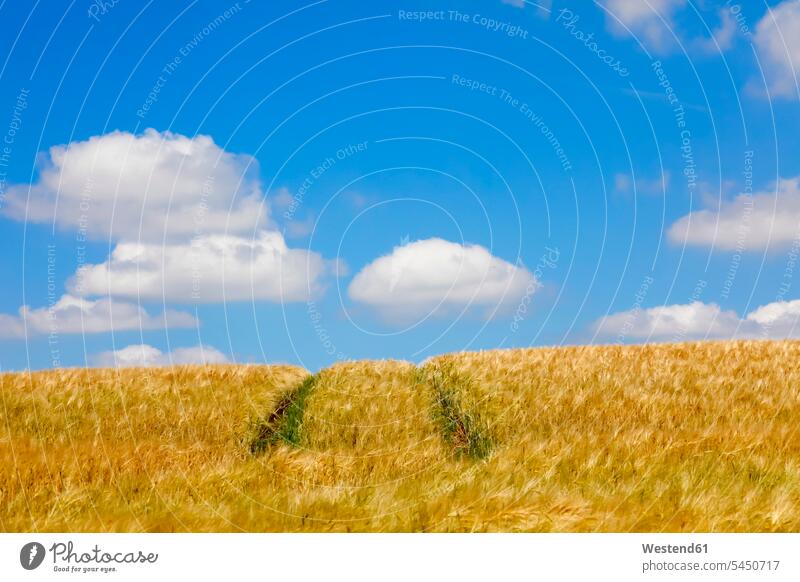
[0,0,799,371]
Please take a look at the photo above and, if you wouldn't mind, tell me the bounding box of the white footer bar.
[1,534,797,581]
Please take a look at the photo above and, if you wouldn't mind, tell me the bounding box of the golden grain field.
[2,341,799,532]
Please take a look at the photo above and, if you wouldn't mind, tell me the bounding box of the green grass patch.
[249,375,316,454]
[420,364,492,460]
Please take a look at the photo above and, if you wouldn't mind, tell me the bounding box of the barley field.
[2,341,799,532]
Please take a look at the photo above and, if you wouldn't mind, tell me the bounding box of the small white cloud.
[745,299,800,336]
[752,0,800,98]
[668,177,800,251]
[91,343,229,367]
[270,187,296,212]
[602,0,686,53]
[284,214,316,239]
[502,0,552,18]
[594,299,800,340]
[594,301,740,340]
[2,129,267,242]
[615,171,670,196]
[601,0,737,55]
[345,192,370,210]
[348,238,537,321]
[692,8,738,54]
[614,173,632,193]
[0,294,196,339]
[69,232,331,302]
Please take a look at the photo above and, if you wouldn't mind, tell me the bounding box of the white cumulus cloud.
[348,238,537,320]
[3,129,267,242]
[0,294,196,339]
[594,299,800,340]
[668,177,800,251]
[69,231,331,302]
[91,343,229,367]
[753,0,800,98]
[3,130,335,307]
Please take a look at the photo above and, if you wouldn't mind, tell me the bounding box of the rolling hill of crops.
[2,341,799,532]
